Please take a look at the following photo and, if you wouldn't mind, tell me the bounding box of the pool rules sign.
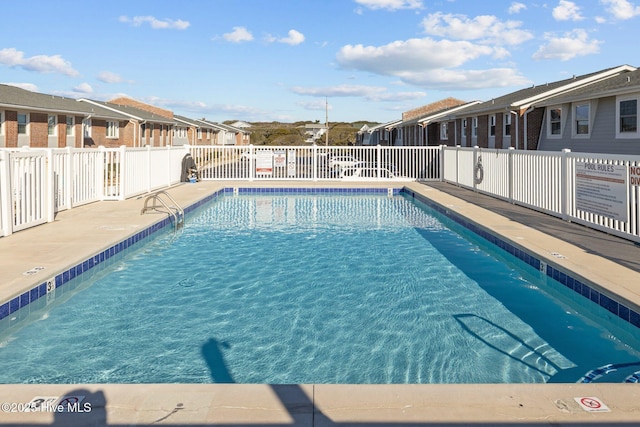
[575,162,628,222]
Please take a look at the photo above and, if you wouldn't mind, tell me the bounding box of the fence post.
[508,147,515,204]
[65,147,73,208]
[118,145,126,200]
[376,144,382,179]
[0,150,12,237]
[45,149,55,223]
[97,146,105,200]
[146,145,152,194]
[312,144,318,182]
[249,144,255,182]
[561,148,571,221]
[473,146,479,191]
[439,145,445,182]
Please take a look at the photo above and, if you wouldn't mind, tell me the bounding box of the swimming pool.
[1,190,639,384]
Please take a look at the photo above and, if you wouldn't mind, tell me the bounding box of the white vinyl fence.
[443,146,640,243]
[190,145,440,181]
[0,146,187,237]
[3,143,640,244]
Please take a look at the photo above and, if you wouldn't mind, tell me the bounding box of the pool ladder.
[141,190,185,228]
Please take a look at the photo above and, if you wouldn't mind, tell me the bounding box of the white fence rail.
[443,146,640,243]
[191,145,440,181]
[0,146,187,237]
[3,144,640,244]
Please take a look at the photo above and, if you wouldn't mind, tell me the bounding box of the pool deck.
[0,180,639,426]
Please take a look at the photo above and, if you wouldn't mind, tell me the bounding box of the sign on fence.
[575,162,628,222]
[256,150,273,176]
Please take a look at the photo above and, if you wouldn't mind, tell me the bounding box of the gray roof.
[0,84,129,119]
[453,65,637,116]
[196,119,249,134]
[535,68,640,106]
[79,98,175,124]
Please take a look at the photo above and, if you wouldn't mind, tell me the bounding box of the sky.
[1,0,640,124]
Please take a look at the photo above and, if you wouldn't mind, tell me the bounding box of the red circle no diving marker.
[580,397,601,409]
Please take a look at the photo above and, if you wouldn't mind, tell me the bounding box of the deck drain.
[23,266,45,276]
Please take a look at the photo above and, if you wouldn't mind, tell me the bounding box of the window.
[197,128,203,139]
[504,114,511,136]
[440,123,448,140]
[618,97,637,137]
[83,118,92,137]
[472,117,478,137]
[489,115,496,137]
[106,121,119,138]
[48,115,57,136]
[462,119,467,138]
[18,113,28,134]
[574,103,590,136]
[66,116,74,136]
[548,107,562,137]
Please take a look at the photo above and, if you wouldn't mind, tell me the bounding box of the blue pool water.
[1,192,639,384]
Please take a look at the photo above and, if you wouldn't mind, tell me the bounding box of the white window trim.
[616,94,639,139]
[546,106,563,139]
[489,114,496,138]
[66,116,74,137]
[503,113,511,137]
[197,128,203,139]
[17,112,29,135]
[106,120,119,139]
[440,122,448,140]
[48,114,57,136]
[462,119,467,138]
[472,117,478,138]
[83,118,92,138]
[572,101,591,139]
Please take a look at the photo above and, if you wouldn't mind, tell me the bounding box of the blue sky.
[1,0,639,123]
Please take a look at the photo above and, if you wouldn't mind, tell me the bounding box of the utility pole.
[325,97,329,146]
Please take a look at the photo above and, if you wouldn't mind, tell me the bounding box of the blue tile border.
[0,187,401,322]
[403,188,640,331]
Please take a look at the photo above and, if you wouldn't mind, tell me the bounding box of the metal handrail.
[141,190,184,228]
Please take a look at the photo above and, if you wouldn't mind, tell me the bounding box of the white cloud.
[336,37,530,90]
[354,0,423,10]
[3,82,38,92]
[533,29,601,61]
[279,29,305,45]
[223,26,254,43]
[600,0,640,19]
[553,1,584,21]
[0,48,79,77]
[393,68,530,90]
[119,15,190,30]
[98,71,125,84]
[421,13,534,45]
[337,38,494,75]
[508,2,527,14]
[73,83,93,94]
[291,84,426,102]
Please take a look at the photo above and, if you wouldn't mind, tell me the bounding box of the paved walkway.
[0,180,639,426]
[424,181,640,273]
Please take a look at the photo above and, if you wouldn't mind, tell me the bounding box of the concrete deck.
[0,180,639,426]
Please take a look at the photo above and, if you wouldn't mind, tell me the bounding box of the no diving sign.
[574,397,610,412]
